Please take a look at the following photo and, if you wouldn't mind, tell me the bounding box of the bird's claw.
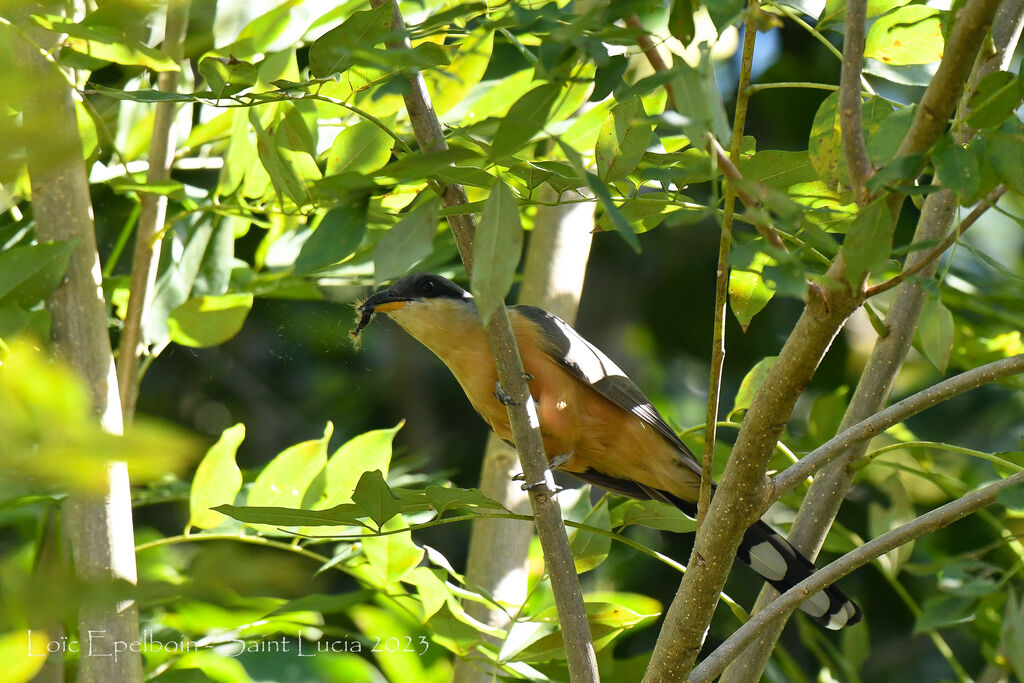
[493,381,518,406]
[521,478,563,494]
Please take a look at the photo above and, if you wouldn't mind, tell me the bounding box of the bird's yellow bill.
[372,301,407,313]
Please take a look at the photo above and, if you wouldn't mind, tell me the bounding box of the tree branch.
[720,0,1014,673]
[455,187,595,683]
[14,15,142,683]
[771,353,1024,502]
[896,0,1004,157]
[369,1,598,679]
[694,469,1024,682]
[698,12,758,529]
[839,0,872,205]
[116,0,190,422]
[644,258,862,680]
[865,185,1007,298]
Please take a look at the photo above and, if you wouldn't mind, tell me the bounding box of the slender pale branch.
[839,0,872,205]
[693,469,1024,682]
[116,0,190,422]
[771,353,1024,503]
[866,186,1007,298]
[897,0,1004,157]
[706,137,787,251]
[368,1,598,679]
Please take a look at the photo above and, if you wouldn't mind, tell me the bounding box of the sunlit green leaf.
[732,356,777,414]
[729,248,777,331]
[472,178,523,325]
[308,5,393,77]
[0,240,76,309]
[865,6,944,66]
[188,423,245,530]
[362,516,424,586]
[375,197,440,283]
[168,293,254,348]
[325,120,394,177]
[490,83,561,158]
[247,423,331,513]
[596,96,652,181]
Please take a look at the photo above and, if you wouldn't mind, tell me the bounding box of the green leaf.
[425,486,506,516]
[308,4,393,78]
[294,198,369,274]
[668,0,697,43]
[570,498,611,573]
[188,423,245,530]
[557,140,641,252]
[250,107,308,207]
[427,27,494,116]
[596,96,652,181]
[0,241,77,308]
[490,83,561,158]
[1002,588,1024,681]
[818,0,913,31]
[213,503,367,527]
[932,135,980,203]
[33,15,179,72]
[350,605,430,680]
[319,423,403,509]
[374,197,440,283]
[843,198,894,288]
[362,516,424,586]
[987,121,1024,195]
[247,423,331,513]
[732,356,777,414]
[609,499,695,533]
[668,51,730,144]
[966,71,1023,130]
[737,150,818,190]
[914,594,976,633]
[865,6,944,66]
[167,293,254,348]
[0,630,47,683]
[914,293,954,372]
[867,104,915,165]
[325,120,394,177]
[471,178,523,325]
[729,248,777,331]
[198,56,258,97]
[351,469,403,528]
[808,91,843,189]
[405,567,450,622]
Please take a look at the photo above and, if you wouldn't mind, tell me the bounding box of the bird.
[352,272,862,629]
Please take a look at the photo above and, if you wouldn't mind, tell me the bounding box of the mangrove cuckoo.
[353,272,861,629]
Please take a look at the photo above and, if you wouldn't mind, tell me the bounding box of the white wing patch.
[547,315,628,385]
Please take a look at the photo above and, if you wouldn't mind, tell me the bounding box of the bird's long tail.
[737,518,861,629]
[642,483,862,629]
[569,470,862,629]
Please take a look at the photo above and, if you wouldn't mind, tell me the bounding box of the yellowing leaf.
[865,6,944,66]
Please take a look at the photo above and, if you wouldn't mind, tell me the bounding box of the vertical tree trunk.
[17,18,143,683]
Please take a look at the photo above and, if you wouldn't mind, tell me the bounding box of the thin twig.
[839,0,872,205]
[626,14,676,106]
[706,137,787,251]
[865,186,1007,298]
[692,469,1024,682]
[770,353,1024,504]
[116,0,190,422]
[368,1,599,679]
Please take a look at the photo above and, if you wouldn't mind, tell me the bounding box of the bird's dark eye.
[417,278,437,296]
